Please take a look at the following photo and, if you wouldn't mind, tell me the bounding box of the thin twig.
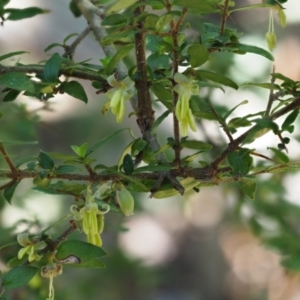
[220,0,230,35]
[0,142,18,172]
[265,66,276,117]
[63,26,92,59]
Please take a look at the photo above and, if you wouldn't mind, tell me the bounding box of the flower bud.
[266,31,276,51]
[116,185,134,216]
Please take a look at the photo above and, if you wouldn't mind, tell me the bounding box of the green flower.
[174,73,199,136]
[70,188,110,247]
[17,233,44,262]
[105,75,134,123]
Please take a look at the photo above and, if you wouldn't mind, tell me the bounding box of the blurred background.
[1,1,300,299]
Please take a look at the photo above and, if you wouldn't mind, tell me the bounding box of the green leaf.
[71,143,88,158]
[63,33,79,45]
[196,70,238,89]
[69,0,82,18]
[33,181,86,196]
[14,156,37,168]
[151,110,171,134]
[133,164,173,173]
[151,83,173,102]
[86,128,127,157]
[0,51,28,62]
[181,140,213,151]
[268,147,289,164]
[224,43,274,61]
[7,256,28,268]
[106,44,134,75]
[242,82,281,90]
[60,81,88,103]
[147,53,169,69]
[55,165,78,174]
[227,149,253,176]
[38,151,55,170]
[3,89,21,102]
[172,0,217,14]
[5,7,49,20]
[229,3,272,14]
[131,138,148,155]
[56,240,107,267]
[102,14,127,26]
[44,52,61,82]
[3,181,20,204]
[44,43,64,52]
[122,154,134,175]
[0,72,35,93]
[155,12,177,32]
[187,44,209,68]
[239,176,257,199]
[281,109,299,131]
[2,266,38,290]
[227,117,252,129]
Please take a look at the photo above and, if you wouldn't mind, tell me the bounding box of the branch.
[220,0,230,35]
[63,26,92,59]
[211,97,300,168]
[0,64,105,82]
[0,142,18,173]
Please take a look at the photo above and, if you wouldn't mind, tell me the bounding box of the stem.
[63,26,92,59]
[0,142,18,172]
[265,66,276,117]
[220,0,230,35]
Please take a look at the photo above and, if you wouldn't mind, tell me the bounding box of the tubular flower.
[105,75,135,123]
[41,263,63,300]
[265,2,286,51]
[174,73,199,136]
[17,233,44,262]
[70,188,110,247]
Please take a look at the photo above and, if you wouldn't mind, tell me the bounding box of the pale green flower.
[105,75,134,123]
[70,188,110,247]
[174,73,199,136]
[17,233,44,262]
[115,183,134,216]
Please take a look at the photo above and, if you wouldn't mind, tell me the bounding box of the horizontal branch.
[0,64,105,82]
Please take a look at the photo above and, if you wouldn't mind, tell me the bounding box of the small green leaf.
[151,110,171,134]
[187,44,209,68]
[172,0,217,14]
[106,44,134,75]
[133,164,173,173]
[239,176,257,199]
[131,138,148,155]
[196,70,238,89]
[281,109,299,131]
[268,147,289,164]
[242,82,281,90]
[102,14,127,26]
[3,89,21,102]
[55,165,78,174]
[5,7,49,20]
[155,12,176,32]
[147,53,169,69]
[86,128,127,156]
[33,181,86,196]
[7,256,28,268]
[71,143,88,158]
[63,33,79,45]
[38,151,55,170]
[2,266,38,290]
[0,72,35,93]
[44,43,64,52]
[69,0,82,18]
[3,181,20,204]
[56,240,107,267]
[181,140,213,151]
[151,83,173,102]
[0,51,28,62]
[227,149,253,176]
[44,52,61,82]
[60,81,88,103]
[224,43,274,61]
[122,154,134,175]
